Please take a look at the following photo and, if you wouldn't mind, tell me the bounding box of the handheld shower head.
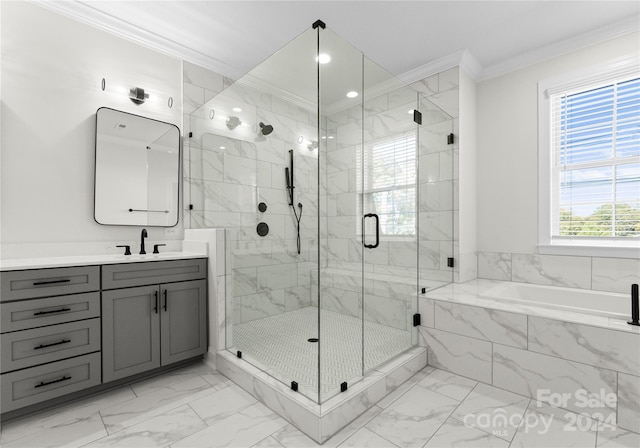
[259,122,274,136]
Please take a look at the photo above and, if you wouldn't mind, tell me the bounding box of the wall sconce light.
[129,87,149,105]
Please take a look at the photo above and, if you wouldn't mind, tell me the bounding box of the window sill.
[538,243,640,259]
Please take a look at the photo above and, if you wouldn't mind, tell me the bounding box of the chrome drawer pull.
[34,339,71,350]
[33,279,71,286]
[34,375,71,388]
[33,308,71,316]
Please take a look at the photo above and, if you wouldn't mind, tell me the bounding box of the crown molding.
[398,15,639,84]
[31,0,235,77]
[33,1,639,88]
[478,15,640,81]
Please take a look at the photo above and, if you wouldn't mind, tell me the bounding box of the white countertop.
[0,251,208,271]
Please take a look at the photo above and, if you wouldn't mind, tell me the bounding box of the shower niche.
[187,20,454,441]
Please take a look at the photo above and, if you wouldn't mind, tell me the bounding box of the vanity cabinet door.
[160,280,207,366]
[102,285,160,383]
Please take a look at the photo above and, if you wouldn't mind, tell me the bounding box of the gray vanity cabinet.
[102,285,161,382]
[101,259,207,383]
[0,267,102,413]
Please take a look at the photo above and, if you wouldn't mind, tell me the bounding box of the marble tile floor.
[1,361,637,448]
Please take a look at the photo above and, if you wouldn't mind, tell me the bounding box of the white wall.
[476,32,640,255]
[0,2,183,258]
[457,68,477,282]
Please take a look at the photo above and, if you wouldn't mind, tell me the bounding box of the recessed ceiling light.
[316,53,331,64]
[408,110,414,114]
[219,146,226,150]
[346,91,358,98]
[327,136,335,139]
[232,107,242,113]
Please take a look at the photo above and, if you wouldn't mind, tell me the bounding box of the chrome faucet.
[140,228,148,255]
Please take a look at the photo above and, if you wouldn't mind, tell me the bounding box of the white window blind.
[550,76,640,239]
[362,132,417,236]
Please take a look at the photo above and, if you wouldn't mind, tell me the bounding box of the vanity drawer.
[1,318,101,373]
[102,259,207,289]
[0,266,100,302]
[1,352,101,413]
[1,292,100,333]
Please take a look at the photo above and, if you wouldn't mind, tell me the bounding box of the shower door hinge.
[291,381,299,392]
[189,204,193,210]
[447,133,454,145]
[236,350,242,359]
[340,382,348,392]
[447,257,455,268]
[413,110,422,125]
[413,313,421,327]
[188,132,193,138]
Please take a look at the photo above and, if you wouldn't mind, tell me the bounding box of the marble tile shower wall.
[316,68,459,325]
[477,251,640,293]
[418,295,640,434]
[183,62,319,326]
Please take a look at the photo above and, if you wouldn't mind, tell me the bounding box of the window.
[539,55,640,255]
[361,132,417,237]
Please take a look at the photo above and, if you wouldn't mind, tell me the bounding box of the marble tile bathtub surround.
[528,316,640,376]
[419,326,492,383]
[477,251,640,293]
[617,372,640,433]
[592,257,640,294]
[492,344,617,419]
[511,253,592,289]
[434,300,527,348]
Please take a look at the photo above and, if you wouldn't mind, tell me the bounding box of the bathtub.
[480,281,630,320]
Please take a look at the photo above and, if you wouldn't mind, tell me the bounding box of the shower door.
[360,59,420,373]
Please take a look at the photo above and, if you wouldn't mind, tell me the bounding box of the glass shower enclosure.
[187,22,454,403]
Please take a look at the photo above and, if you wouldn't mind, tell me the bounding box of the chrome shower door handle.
[363,213,380,249]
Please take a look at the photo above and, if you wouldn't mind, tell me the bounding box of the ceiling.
[39,1,639,82]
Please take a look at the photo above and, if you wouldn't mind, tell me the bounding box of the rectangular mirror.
[94,107,180,226]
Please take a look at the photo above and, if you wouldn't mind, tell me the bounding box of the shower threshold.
[216,341,426,443]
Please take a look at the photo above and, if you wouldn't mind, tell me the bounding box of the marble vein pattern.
[452,383,530,441]
[172,403,288,448]
[365,385,459,448]
[99,375,216,434]
[3,360,631,448]
[339,427,398,447]
[424,417,510,448]
[511,254,591,289]
[492,344,617,419]
[528,316,640,375]
[477,251,512,281]
[2,412,107,448]
[434,301,527,348]
[87,405,206,447]
[596,426,640,447]
[510,408,597,448]
[591,257,640,294]
[617,372,640,433]
[251,436,285,448]
[417,368,478,401]
[0,387,135,445]
[419,326,492,383]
